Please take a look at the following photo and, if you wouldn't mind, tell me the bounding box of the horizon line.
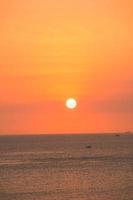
[0,131,132,136]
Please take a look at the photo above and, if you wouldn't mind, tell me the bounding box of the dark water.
[0,134,133,200]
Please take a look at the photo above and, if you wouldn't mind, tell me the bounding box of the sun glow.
[66,98,77,109]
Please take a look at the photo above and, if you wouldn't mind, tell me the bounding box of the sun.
[66,98,77,109]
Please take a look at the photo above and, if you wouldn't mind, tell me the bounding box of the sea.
[0,134,133,200]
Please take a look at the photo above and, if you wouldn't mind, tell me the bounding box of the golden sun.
[66,98,77,109]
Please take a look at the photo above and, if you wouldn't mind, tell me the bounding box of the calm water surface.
[0,134,133,200]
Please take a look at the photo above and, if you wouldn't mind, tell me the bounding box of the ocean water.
[0,134,133,200]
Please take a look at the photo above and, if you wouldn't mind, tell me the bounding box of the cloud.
[92,97,133,113]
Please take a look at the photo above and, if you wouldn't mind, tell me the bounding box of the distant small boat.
[115,134,120,137]
[86,145,92,149]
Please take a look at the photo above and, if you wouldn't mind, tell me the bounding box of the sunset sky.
[0,0,133,134]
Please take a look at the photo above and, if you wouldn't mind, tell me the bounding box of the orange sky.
[0,0,133,134]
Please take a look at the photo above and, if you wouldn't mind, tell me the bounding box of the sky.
[0,0,133,134]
